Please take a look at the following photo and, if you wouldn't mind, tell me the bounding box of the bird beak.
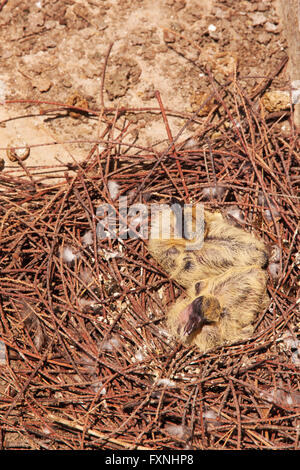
[176,301,204,337]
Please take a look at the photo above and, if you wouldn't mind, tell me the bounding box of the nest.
[0,77,299,450]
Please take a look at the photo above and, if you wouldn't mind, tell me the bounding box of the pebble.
[163,30,176,43]
[261,90,290,112]
[164,424,190,439]
[208,24,217,32]
[6,141,30,162]
[265,21,278,33]
[32,77,52,93]
[213,7,230,19]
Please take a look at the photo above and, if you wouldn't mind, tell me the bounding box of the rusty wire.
[0,69,299,450]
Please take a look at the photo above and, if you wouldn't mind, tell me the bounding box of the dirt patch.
[0,0,289,175]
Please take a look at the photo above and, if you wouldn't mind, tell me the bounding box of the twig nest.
[223,205,244,226]
[208,24,217,32]
[6,141,30,162]
[0,158,4,171]
[261,90,290,113]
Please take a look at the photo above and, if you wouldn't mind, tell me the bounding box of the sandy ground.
[0,0,289,179]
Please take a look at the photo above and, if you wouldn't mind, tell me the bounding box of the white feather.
[61,246,78,263]
[107,180,120,200]
[225,205,244,224]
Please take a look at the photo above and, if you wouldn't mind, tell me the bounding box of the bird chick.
[148,204,270,352]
